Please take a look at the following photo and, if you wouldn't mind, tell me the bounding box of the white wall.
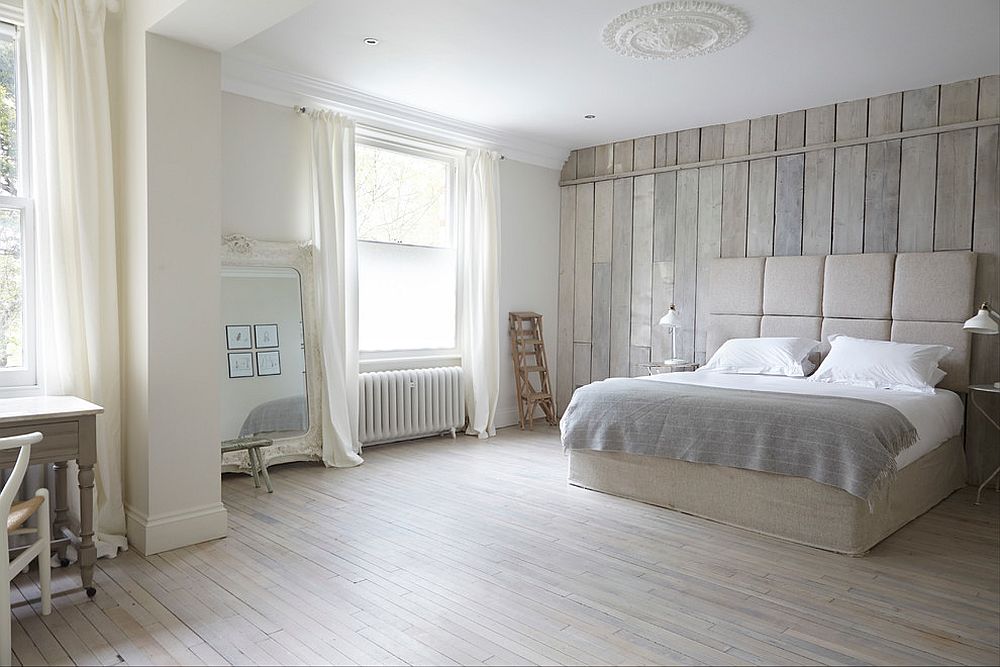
[496,159,561,428]
[222,93,310,241]
[220,92,563,430]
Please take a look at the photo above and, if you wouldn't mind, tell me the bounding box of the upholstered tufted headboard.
[706,251,977,392]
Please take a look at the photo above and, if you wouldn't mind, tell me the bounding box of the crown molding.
[221,56,570,170]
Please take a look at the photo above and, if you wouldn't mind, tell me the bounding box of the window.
[355,137,458,357]
[0,21,34,390]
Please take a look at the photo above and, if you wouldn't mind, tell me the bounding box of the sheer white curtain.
[459,149,501,438]
[25,0,126,555]
[308,110,364,467]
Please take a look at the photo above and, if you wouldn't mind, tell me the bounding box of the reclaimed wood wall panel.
[555,77,999,461]
[609,179,634,377]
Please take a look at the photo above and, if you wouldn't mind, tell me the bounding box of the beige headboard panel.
[706,251,977,392]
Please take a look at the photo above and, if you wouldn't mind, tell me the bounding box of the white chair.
[0,433,50,667]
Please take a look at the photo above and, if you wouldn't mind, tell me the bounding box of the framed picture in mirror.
[254,323,279,348]
[257,350,281,376]
[228,352,254,378]
[226,324,252,350]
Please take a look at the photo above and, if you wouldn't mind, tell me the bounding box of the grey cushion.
[705,314,761,359]
[823,253,895,319]
[893,251,977,323]
[891,321,970,392]
[709,258,765,315]
[761,315,822,341]
[764,256,825,316]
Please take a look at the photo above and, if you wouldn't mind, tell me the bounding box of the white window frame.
[355,127,463,368]
[0,18,38,394]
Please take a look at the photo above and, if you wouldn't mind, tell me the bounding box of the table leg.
[976,466,1000,505]
[53,461,70,566]
[247,449,261,488]
[254,447,273,493]
[78,463,97,597]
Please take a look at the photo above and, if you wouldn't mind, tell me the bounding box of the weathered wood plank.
[613,140,634,174]
[560,152,577,182]
[593,180,614,263]
[633,136,655,171]
[650,260,674,363]
[836,99,868,140]
[776,111,805,150]
[677,128,701,164]
[939,79,980,125]
[659,132,677,166]
[721,162,749,257]
[868,93,903,136]
[774,154,805,256]
[934,129,977,250]
[573,343,591,388]
[653,134,667,168]
[979,75,1000,120]
[864,140,901,252]
[833,145,866,253]
[673,170,699,361]
[802,149,834,255]
[749,115,777,154]
[609,179,633,377]
[700,125,725,161]
[595,144,614,177]
[628,346,651,379]
[573,184,595,342]
[653,171,677,263]
[902,85,940,131]
[747,158,776,256]
[970,124,999,482]
[630,175,655,349]
[898,135,937,252]
[724,120,750,158]
[695,166,723,361]
[556,186,576,412]
[805,105,836,145]
[576,147,596,179]
[590,262,612,382]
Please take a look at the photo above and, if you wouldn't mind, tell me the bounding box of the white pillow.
[700,337,821,377]
[808,335,951,394]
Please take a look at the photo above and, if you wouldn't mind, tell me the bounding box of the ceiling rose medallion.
[602,1,749,60]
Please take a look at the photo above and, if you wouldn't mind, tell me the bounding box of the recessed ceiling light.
[584,114,597,119]
[363,37,379,45]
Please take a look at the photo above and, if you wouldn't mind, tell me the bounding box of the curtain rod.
[294,105,506,159]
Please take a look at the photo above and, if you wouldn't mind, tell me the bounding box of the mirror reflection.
[220,266,308,441]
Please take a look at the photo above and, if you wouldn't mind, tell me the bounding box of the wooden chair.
[0,432,51,667]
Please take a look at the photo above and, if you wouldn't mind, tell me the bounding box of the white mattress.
[637,371,964,469]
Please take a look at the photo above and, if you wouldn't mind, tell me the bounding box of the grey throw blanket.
[240,395,308,437]
[561,379,919,502]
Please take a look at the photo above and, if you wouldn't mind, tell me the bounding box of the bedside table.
[969,383,1000,505]
[640,361,698,375]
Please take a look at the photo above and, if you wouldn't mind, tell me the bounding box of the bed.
[563,250,977,555]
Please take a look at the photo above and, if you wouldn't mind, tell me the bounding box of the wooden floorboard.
[10,428,1000,665]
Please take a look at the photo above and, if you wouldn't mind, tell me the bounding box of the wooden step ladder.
[508,312,558,430]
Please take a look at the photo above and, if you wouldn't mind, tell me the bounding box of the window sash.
[355,133,461,360]
[0,195,36,390]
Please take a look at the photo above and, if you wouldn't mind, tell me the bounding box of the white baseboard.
[125,502,228,556]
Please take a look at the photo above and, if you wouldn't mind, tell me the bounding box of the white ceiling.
[227,0,1000,154]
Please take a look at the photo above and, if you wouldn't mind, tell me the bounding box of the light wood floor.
[9,428,1000,666]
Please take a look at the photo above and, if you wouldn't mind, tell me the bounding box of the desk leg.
[78,463,97,597]
[53,461,70,566]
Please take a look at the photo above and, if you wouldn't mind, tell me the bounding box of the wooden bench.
[221,437,275,492]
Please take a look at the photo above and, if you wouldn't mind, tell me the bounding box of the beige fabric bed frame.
[567,251,976,555]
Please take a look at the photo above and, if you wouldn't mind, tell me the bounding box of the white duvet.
[637,370,964,469]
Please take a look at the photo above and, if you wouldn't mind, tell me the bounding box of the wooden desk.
[0,396,102,597]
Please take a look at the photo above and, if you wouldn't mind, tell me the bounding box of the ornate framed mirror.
[220,234,323,470]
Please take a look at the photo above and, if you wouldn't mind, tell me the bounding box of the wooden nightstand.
[639,361,698,375]
[969,383,1000,505]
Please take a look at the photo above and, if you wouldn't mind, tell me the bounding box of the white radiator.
[358,367,465,445]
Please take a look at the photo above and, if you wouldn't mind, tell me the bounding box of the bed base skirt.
[567,436,966,555]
